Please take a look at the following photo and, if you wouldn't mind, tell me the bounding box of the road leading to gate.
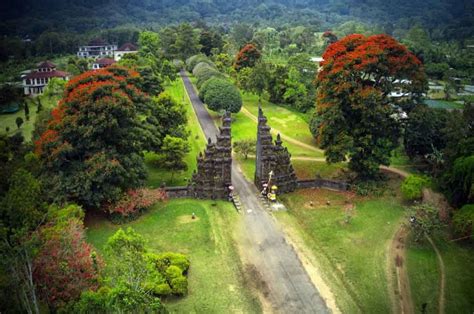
[181,70,329,313]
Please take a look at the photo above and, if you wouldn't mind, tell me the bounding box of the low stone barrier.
[297,178,350,191]
[164,186,189,198]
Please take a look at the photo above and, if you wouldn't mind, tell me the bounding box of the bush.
[171,277,188,295]
[452,204,474,237]
[196,70,225,89]
[107,188,167,223]
[401,175,432,200]
[199,77,242,113]
[185,54,211,72]
[144,252,190,297]
[192,61,216,77]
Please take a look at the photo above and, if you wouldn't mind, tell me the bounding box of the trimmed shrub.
[185,54,211,72]
[171,277,188,295]
[196,70,225,89]
[401,174,431,200]
[199,77,242,113]
[192,61,216,77]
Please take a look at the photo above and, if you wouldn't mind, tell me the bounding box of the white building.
[92,58,117,70]
[114,43,138,61]
[22,61,70,96]
[77,39,117,58]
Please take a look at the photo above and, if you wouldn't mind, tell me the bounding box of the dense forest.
[1,0,472,38]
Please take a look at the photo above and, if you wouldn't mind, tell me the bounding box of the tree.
[404,105,447,161]
[104,228,164,312]
[23,101,29,117]
[158,136,189,182]
[43,77,66,99]
[15,117,23,129]
[283,67,310,112]
[234,44,261,71]
[199,78,242,113]
[266,64,288,104]
[33,205,102,309]
[315,34,427,178]
[234,140,256,160]
[35,67,157,209]
[174,23,201,60]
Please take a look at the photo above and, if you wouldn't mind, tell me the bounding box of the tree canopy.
[315,34,427,178]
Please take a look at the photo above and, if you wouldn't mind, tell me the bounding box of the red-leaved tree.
[35,67,163,209]
[234,43,261,71]
[314,34,427,178]
[33,205,102,309]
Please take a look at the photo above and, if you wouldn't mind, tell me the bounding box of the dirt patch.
[388,225,415,314]
[422,188,452,223]
[177,215,200,224]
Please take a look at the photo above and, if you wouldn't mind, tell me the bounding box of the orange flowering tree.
[314,34,427,178]
[35,66,181,209]
[234,43,261,71]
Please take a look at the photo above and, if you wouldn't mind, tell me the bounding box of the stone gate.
[254,106,297,193]
[187,112,232,199]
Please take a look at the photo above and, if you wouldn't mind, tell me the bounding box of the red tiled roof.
[37,60,56,69]
[25,70,69,80]
[118,43,138,51]
[95,58,116,65]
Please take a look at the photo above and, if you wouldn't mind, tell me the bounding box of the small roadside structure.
[22,61,70,96]
[92,58,117,70]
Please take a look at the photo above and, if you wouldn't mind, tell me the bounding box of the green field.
[0,95,59,141]
[277,186,405,313]
[145,78,207,187]
[86,199,261,313]
[407,236,474,313]
[424,99,464,110]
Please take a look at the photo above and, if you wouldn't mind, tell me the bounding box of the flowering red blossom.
[234,43,261,71]
[314,34,427,178]
[106,188,167,217]
[33,215,103,309]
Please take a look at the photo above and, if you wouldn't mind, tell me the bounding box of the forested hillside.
[1,0,472,39]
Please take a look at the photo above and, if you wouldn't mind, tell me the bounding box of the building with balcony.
[92,58,116,70]
[77,39,117,58]
[22,61,70,96]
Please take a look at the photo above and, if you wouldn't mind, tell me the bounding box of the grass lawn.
[235,155,347,182]
[0,95,59,141]
[145,78,206,188]
[86,199,261,313]
[276,184,405,313]
[424,99,464,110]
[407,236,474,313]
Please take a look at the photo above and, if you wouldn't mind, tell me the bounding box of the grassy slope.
[276,187,405,313]
[86,199,261,313]
[407,237,474,313]
[145,79,206,188]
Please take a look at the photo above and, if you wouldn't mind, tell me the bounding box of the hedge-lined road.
[181,70,330,313]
